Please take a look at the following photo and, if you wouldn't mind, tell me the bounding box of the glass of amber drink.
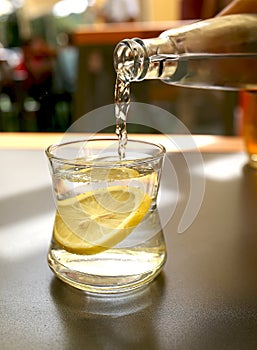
[46,138,166,294]
[241,91,257,169]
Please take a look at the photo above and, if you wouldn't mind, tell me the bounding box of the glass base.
[48,243,166,294]
[249,154,257,169]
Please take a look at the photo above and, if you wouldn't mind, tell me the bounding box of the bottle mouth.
[113,38,148,82]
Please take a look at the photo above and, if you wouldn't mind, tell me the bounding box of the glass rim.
[45,138,166,166]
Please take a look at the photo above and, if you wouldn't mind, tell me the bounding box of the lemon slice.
[78,166,139,180]
[53,185,152,255]
[64,165,140,183]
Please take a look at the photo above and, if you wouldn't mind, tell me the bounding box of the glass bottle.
[113,14,257,90]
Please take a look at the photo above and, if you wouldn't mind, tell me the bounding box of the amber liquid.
[241,91,257,168]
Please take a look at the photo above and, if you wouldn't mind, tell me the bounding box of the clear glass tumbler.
[46,138,166,294]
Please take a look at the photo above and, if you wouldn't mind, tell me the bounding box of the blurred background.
[0,0,238,134]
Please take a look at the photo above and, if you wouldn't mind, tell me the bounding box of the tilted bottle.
[113,14,257,90]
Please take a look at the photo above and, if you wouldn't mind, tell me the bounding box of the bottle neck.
[113,37,179,82]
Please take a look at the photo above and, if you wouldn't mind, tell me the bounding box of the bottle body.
[114,14,257,90]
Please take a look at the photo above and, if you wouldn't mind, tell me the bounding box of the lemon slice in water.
[64,165,140,183]
[77,166,140,181]
[53,185,152,255]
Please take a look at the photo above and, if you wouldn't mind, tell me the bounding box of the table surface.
[0,133,256,350]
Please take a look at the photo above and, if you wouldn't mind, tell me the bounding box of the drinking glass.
[46,138,166,294]
[241,91,257,169]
